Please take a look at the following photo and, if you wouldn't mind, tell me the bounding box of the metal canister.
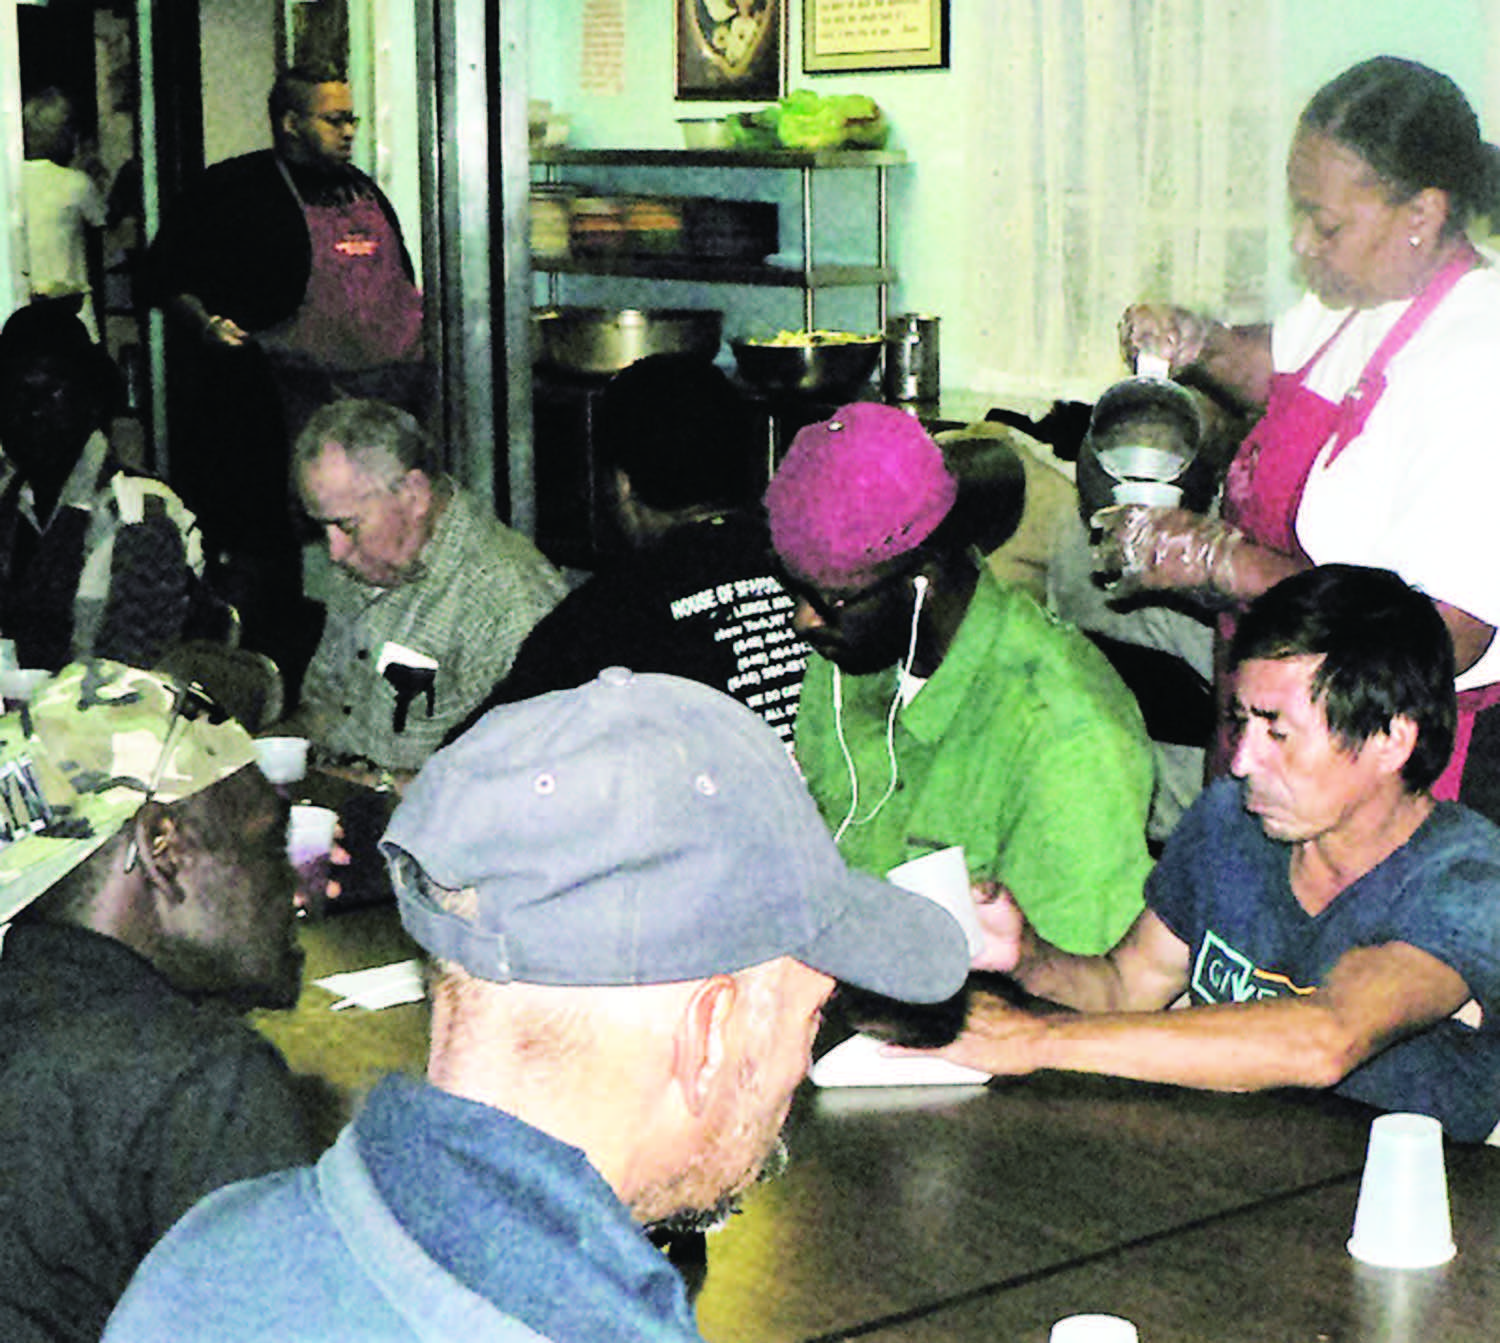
[882,313,940,404]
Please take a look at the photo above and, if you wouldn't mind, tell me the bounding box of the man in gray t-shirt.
[912,564,1500,1142]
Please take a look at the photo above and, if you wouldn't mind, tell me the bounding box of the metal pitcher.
[882,313,940,404]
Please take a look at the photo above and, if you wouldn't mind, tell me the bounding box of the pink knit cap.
[765,402,958,589]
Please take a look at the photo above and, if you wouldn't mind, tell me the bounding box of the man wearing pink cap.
[765,402,1154,956]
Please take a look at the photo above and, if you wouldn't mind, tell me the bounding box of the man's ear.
[400,468,433,515]
[672,975,739,1118]
[130,802,191,906]
[1375,714,1420,778]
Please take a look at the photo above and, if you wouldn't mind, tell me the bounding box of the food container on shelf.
[529,185,577,260]
[681,198,778,262]
[678,118,729,149]
[533,307,725,376]
[528,99,570,148]
[622,197,685,256]
[567,196,627,258]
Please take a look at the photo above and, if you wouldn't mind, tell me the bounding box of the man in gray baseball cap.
[106,668,971,1342]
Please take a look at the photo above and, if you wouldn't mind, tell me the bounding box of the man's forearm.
[962,992,1358,1093]
[1013,930,1181,1015]
[1012,939,1141,1013]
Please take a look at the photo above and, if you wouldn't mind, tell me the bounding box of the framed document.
[676,0,786,101]
[803,0,949,73]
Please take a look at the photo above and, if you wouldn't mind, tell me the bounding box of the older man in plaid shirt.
[289,399,566,786]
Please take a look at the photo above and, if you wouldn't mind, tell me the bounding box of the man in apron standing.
[149,63,428,694]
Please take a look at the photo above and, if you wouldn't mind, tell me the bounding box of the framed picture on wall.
[804,0,949,73]
[676,0,785,101]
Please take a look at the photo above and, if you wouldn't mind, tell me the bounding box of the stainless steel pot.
[533,306,724,376]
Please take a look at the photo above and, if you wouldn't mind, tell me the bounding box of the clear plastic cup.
[1050,1315,1140,1342]
[287,804,338,921]
[1347,1112,1456,1268]
[886,846,984,957]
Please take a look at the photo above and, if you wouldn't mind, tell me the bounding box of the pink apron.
[1216,244,1493,797]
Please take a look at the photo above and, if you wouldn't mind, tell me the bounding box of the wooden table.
[695,1075,1500,1342]
[253,909,1500,1341]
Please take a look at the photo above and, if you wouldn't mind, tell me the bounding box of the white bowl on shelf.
[678,118,729,149]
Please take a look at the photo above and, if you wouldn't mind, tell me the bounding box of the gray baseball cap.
[381,668,969,1002]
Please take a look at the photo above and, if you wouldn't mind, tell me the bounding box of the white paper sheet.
[313,959,426,1011]
[810,1032,991,1088]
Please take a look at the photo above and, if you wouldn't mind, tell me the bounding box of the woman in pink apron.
[1101,56,1500,819]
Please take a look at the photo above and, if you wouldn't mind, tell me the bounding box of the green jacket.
[795,569,1153,956]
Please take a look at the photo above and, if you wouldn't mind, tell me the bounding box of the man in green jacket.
[766,402,1154,957]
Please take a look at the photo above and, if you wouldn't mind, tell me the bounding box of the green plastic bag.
[724,92,889,151]
[775,91,888,150]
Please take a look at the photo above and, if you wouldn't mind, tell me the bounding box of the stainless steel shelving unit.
[531,147,905,330]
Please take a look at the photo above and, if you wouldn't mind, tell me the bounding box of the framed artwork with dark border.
[803,0,949,73]
[676,0,785,101]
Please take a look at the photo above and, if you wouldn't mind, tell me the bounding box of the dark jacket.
[0,922,314,1342]
[146,149,415,333]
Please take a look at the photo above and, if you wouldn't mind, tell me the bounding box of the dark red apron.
[1216,245,1492,798]
[260,171,429,434]
[278,193,424,371]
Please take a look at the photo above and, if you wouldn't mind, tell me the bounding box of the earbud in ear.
[910,572,930,627]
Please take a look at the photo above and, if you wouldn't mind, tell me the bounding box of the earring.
[1409,235,1422,249]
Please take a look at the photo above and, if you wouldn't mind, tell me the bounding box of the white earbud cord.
[831,575,928,844]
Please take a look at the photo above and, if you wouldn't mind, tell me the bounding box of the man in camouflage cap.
[0,660,314,1343]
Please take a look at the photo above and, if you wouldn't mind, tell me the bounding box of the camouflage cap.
[0,660,257,923]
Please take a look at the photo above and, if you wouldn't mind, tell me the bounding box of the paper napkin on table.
[810,1032,990,1088]
[313,959,426,1011]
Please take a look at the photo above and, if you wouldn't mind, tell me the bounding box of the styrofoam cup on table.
[1347,1112,1456,1268]
[0,667,50,706]
[254,735,310,785]
[1049,1315,1140,1342]
[886,846,984,957]
[288,804,338,921]
[288,804,337,865]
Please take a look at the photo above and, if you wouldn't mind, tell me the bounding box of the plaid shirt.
[300,487,565,771]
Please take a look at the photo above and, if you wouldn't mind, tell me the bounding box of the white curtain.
[966,0,1279,402]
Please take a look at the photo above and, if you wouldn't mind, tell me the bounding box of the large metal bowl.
[533,306,724,376]
[731,336,882,398]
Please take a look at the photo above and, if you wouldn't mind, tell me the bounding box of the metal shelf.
[533,257,896,288]
[532,147,903,329]
[532,147,906,169]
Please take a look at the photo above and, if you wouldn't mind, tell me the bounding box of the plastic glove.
[1092,505,1244,596]
[1117,304,1217,374]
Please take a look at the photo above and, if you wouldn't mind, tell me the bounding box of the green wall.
[529,0,1494,402]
